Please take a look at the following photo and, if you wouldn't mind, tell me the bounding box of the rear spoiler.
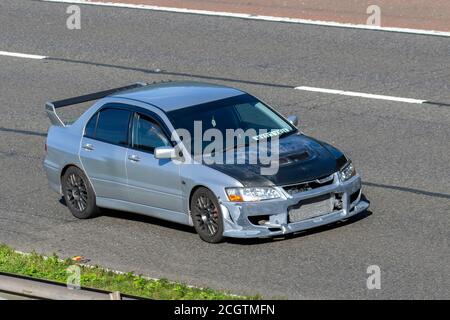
[45,82,147,127]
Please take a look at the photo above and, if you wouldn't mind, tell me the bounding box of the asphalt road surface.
[0,0,449,299]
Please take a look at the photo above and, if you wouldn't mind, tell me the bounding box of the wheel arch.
[188,185,210,212]
[60,163,83,181]
[60,163,97,196]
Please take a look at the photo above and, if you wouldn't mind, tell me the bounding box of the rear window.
[95,109,131,146]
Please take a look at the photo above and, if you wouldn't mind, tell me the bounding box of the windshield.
[167,94,296,155]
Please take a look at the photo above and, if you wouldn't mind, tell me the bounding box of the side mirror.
[154,146,177,159]
[287,115,298,127]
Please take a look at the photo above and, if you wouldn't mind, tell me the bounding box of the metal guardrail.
[0,272,140,300]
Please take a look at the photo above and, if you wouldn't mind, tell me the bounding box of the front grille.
[288,194,334,223]
[283,174,334,195]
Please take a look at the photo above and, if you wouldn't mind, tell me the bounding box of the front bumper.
[221,173,369,238]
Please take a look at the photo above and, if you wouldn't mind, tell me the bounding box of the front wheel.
[62,166,99,219]
[190,188,224,243]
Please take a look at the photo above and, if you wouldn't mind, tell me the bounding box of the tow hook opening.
[248,215,271,226]
[333,193,344,210]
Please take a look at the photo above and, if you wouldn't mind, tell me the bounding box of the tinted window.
[167,94,295,155]
[95,109,131,146]
[84,113,98,138]
[235,102,278,128]
[132,114,170,152]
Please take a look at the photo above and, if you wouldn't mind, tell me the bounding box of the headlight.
[339,161,356,182]
[226,187,281,202]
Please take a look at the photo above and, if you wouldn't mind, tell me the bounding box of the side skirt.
[96,197,192,226]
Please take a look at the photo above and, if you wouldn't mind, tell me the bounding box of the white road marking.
[40,0,450,37]
[295,86,427,104]
[0,51,48,60]
[0,50,433,105]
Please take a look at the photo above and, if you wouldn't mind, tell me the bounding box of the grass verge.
[0,244,259,300]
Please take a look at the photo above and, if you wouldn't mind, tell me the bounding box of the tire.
[62,166,99,219]
[190,187,225,243]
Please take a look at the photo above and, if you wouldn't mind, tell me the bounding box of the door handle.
[82,143,94,151]
[128,154,140,162]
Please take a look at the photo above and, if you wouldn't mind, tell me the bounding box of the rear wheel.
[62,166,99,219]
[190,188,224,243]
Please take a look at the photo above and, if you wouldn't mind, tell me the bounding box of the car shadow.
[59,196,372,244]
[59,197,196,234]
[101,208,197,234]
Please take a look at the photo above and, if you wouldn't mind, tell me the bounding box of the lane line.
[39,0,450,38]
[295,86,427,104]
[0,51,48,60]
[0,49,445,105]
[47,56,294,88]
[423,101,450,107]
[46,57,447,105]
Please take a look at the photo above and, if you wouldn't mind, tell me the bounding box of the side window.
[132,113,170,152]
[84,113,98,138]
[95,109,131,146]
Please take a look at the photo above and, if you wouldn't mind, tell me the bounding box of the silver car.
[44,81,369,243]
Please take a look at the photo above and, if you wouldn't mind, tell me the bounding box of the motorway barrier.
[0,272,139,300]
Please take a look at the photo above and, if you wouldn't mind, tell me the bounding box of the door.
[126,112,184,213]
[79,107,131,201]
